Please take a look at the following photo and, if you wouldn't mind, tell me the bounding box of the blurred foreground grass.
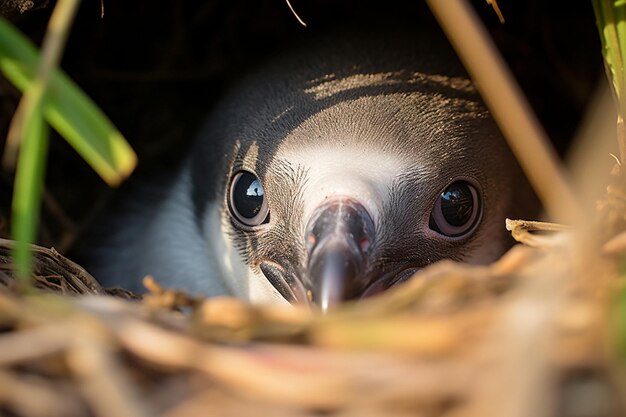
[0,0,621,415]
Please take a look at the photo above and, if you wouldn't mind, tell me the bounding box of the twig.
[0,238,106,295]
[285,0,307,27]
[617,115,626,166]
[485,0,505,23]
[0,370,86,417]
[506,219,572,233]
[69,336,153,417]
[603,229,626,254]
[506,218,571,248]
[426,0,582,225]
[0,324,74,366]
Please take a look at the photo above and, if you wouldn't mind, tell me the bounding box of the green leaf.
[11,105,48,282]
[615,282,626,358]
[0,16,136,186]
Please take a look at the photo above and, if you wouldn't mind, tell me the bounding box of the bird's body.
[83,31,537,308]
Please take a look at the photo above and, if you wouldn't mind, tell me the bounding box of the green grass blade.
[593,0,626,363]
[0,16,136,186]
[594,1,624,106]
[11,106,48,282]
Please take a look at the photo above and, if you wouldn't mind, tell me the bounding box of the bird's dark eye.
[429,180,481,237]
[228,171,269,226]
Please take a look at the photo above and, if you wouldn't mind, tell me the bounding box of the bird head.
[188,34,538,310]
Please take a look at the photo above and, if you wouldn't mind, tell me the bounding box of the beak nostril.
[359,236,371,252]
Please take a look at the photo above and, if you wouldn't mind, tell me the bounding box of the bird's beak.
[304,198,375,312]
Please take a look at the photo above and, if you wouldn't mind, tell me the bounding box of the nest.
[0,222,620,417]
[0,1,621,416]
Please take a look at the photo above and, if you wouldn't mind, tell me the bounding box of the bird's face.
[190,42,537,309]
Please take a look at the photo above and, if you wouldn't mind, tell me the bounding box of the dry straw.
[0,0,622,416]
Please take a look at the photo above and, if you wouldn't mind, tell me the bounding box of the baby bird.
[83,31,537,310]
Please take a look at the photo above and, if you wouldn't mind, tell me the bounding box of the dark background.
[0,0,603,251]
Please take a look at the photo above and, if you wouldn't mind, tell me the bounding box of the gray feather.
[80,30,538,302]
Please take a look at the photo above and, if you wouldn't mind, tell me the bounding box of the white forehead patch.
[274,145,412,224]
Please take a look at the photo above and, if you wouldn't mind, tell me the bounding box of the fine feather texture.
[79,30,538,303]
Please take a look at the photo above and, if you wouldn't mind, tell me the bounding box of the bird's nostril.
[359,236,371,252]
